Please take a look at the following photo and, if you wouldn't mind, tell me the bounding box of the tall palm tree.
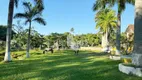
[93,0,135,55]
[95,8,117,49]
[4,0,18,62]
[14,1,46,58]
[132,0,142,66]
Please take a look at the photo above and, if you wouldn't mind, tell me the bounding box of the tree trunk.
[56,40,59,50]
[106,29,109,46]
[132,0,142,66]
[115,12,121,55]
[102,33,106,48]
[4,0,14,62]
[26,21,31,58]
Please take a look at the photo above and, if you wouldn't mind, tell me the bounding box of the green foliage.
[93,0,135,54]
[30,30,44,49]
[93,0,135,14]
[14,1,46,26]
[95,8,117,47]
[0,25,16,50]
[95,8,117,33]
[44,32,68,49]
[121,33,134,54]
[12,28,45,50]
[14,1,46,58]
[74,33,101,47]
[0,25,15,41]
[0,25,7,41]
[93,0,108,11]
[43,32,101,49]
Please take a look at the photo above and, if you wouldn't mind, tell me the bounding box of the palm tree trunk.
[26,21,31,58]
[4,0,14,62]
[115,12,121,55]
[102,33,106,48]
[132,0,142,66]
[106,29,109,46]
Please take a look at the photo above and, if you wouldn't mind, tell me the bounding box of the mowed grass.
[0,50,142,80]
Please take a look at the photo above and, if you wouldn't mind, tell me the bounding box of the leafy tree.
[0,25,15,50]
[73,33,101,47]
[0,25,7,41]
[30,30,44,49]
[121,33,128,54]
[14,1,46,58]
[95,8,117,48]
[93,0,135,55]
[43,32,101,50]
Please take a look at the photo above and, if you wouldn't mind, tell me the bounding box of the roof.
[125,24,134,34]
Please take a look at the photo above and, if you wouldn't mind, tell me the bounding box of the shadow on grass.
[0,50,141,80]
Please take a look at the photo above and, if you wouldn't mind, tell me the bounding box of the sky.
[0,0,134,35]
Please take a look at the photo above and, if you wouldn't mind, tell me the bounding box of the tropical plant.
[4,0,18,62]
[95,8,117,48]
[30,30,44,49]
[14,1,46,58]
[93,0,135,55]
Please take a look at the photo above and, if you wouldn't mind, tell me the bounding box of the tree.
[0,25,7,41]
[13,20,23,34]
[70,27,74,34]
[132,0,142,66]
[30,30,44,49]
[0,25,15,50]
[95,8,117,48]
[4,0,18,62]
[14,1,46,58]
[93,0,135,55]
[12,29,27,50]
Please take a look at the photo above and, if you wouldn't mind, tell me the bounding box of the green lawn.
[0,50,141,80]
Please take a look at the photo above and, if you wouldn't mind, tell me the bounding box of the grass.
[0,50,5,61]
[0,50,142,80]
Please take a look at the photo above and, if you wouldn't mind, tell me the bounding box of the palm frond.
[14,0,19,8]
[24,19,30,25]
[14,13,28,19]
[34,0,44,11]
[93,0,108,11]
[23,2,31,12]
[109,0,116,7]
[33,17,46,25]
[126,0,135,5]
[95,8,117,33]
[32,6,43,17]
[14,1,46,27]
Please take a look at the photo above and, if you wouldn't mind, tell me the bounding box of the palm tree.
[70,27,74,34]
[93,0,135,55]
[34,0,44,10]
[4,0,18,62]
[132,0,142,66]
[93,0,108,10]
[14,1,46,58]
[95,8,117,49]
